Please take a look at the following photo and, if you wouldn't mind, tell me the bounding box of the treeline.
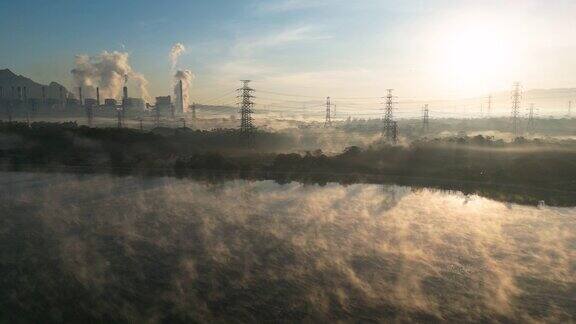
[1,122,575,206]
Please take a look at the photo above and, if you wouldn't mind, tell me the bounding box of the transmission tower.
[324,96,332,128]
[154,105,161,128]
[7,87,13,122]
[86,104,94,127]
[422,104,430,134]
[511,82,522,137]
[237,80,255,142]
[116,108,123,128]
[382,89,397,144]
[527,103,536,134]
[192,102,197,120]
[23,87,30,127]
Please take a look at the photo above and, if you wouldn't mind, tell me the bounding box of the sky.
[1,0,575,105]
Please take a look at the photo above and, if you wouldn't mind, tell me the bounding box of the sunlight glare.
[431,17,518,96]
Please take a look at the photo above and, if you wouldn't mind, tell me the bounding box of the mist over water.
[1,172,574,322]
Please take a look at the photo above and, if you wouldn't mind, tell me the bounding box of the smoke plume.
[169,43,186,70]
[70,51,151,102]
[174,69,194,113]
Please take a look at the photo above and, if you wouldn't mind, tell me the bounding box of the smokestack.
[78,87,83,106]
[11,86,15,99]
[17,87,21,101]
[179,80,184,115]
[121,86,128,122]
[96,87,100,106]
[42,86,46,104]
[23,87,27,101]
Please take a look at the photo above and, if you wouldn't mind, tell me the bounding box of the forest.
[1,121,575,206]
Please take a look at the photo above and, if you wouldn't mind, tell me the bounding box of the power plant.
[2,65,574,143]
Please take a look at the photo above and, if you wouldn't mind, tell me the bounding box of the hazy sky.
[1,0,575,102]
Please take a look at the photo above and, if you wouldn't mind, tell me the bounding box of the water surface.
[0,172,574,322]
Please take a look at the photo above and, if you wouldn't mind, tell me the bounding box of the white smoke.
[174,70,194,113]
[169,43,186,70]
[70,51,151,103]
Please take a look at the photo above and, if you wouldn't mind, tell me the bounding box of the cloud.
[233,25,330,57]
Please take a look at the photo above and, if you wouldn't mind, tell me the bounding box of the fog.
[1,172,574,322]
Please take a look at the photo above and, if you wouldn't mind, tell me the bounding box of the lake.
[0,172,574,322]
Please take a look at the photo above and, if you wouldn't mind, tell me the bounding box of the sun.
[430,17,518,96]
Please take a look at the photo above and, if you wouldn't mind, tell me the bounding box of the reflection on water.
[0,172,574,322]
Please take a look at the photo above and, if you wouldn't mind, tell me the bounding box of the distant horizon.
[2,66,576,101]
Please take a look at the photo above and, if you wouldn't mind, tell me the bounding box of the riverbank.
[1,121,575,206]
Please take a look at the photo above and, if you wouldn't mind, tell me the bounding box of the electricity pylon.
[422,104,430,134]
[238,80,255,142]
[511,82,522,137]
[383,89,397,144]
[324,96,332,128]
[527,103,536,134]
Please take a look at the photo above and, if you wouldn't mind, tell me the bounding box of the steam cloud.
[169,43,186,70]
[173,69,194,113]
[70,51,151,103]
[1,173,574,322]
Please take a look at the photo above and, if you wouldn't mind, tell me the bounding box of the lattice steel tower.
[324,97,332,128]
[238,80,255,141]
[383,89,397,143]
[511,82,522,136]
[422,104,430,134]
[86,105,94,127]
[527,103,536,134]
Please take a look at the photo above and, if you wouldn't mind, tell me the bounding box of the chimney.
[179,80,184,114]
[96,87,100,106]
[78,87,83,106]
[122,86,128,111]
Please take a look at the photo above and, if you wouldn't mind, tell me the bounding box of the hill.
[0,69,71,99]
